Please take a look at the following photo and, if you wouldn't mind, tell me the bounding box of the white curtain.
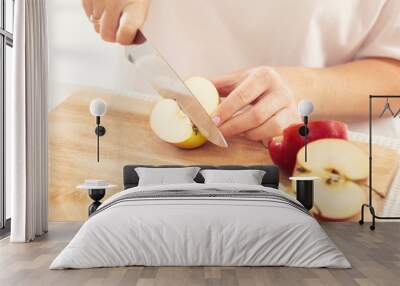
[8,0,48,242]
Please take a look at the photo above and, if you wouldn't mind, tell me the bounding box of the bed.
[50,165,350,269]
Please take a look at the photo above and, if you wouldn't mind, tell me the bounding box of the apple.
[293,139,368,221]
[268,120,348,174]
[184,76,219,114]
[150,76,219,149]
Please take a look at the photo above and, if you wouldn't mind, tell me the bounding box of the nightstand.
[289,176,320,210]
[77,180,117,216]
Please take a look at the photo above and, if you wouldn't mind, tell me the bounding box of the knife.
[124,31,228,148]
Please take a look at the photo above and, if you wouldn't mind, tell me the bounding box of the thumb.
[116,0,149,45]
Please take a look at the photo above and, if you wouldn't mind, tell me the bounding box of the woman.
[82,0,400,145]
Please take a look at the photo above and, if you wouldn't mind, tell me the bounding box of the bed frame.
[123,165,280,189]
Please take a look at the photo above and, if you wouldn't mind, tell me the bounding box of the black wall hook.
[379,97,395,118]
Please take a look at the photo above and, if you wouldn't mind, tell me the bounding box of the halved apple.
[293,139,368,221]
[297,139,369,180]
[150,76,219,149]
[184,76,219,114]
[268,120,348,174]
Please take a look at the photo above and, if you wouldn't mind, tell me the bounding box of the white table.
[77,181,117,216]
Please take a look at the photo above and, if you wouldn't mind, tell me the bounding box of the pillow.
[135,167,200,186]
[200,169,266,185]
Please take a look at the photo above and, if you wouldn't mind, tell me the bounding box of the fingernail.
[212,116,221,125]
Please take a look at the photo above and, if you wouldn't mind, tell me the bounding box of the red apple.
[268,120,348,174]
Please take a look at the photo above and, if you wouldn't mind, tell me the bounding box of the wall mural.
[48,86,398,221]
[48,1,399,222]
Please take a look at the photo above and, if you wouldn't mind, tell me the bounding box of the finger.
[210,69,246,97]
[92,0,107,33]
[213,69,271,125]
[117,0,149,45]
[219,92,288,137]
[101,0,128,42]
[245,107,301,142]
[82,0,93,18]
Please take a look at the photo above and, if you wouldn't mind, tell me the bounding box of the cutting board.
[48,88,398,221]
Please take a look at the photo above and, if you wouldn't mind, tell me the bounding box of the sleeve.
[355,0,400,61]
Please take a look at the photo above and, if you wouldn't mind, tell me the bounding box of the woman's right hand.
[82,0,150,45]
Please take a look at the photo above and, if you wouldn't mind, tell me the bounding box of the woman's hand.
[211,67,301,146]
[82,0,150,45]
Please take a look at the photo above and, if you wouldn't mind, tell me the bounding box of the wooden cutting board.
[48,88,398,221]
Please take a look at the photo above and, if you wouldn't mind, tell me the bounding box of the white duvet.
[50,183,351,269]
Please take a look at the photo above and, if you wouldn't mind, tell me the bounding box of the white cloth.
[200,169,265,185]
[135,167,200,186]
[50,183,350,269]
[8,0,48,242]
[143,0,400,77]
[141,0,400,136]
[46,1,400,136]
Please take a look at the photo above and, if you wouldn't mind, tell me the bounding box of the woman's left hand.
[211,67,301,146]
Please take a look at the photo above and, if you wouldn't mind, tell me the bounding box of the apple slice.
[297,139,368,180]
[184,76,219,114]
[293,139,368,221]
[314,179,366,220]
[292,171,366,220]
[150,76,219,149]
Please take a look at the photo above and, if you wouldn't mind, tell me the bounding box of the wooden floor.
[0,222,399,286]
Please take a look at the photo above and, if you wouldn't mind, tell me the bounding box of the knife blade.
[124,31,228,148]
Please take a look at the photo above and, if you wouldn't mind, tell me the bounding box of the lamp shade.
[90,98,107,117]
[298,100,314,116]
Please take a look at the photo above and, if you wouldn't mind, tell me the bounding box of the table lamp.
[90,98,107,162]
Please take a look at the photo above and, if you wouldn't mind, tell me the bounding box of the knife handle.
[134,30,147,45]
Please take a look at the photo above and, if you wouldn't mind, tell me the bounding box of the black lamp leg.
[304,116,308,162]
[94,116,106,163]
[304,128,308,162]
[96,116,100,162]
[299,116,309,162]
[97,127,100,162]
